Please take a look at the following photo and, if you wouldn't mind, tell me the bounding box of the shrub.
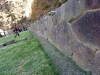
[42,4,49,10]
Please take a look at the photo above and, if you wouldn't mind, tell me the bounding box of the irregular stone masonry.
[30,31,92,75]
[29,0,100,75]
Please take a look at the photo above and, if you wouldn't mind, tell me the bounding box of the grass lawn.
[0,30,32,44]
[0,31,57,75]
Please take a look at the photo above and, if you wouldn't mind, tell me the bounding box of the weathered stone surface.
[55,0,86,23]
[0,43,4,48]
[34,20,41,37]
[92,51,100,75]
[44,15,55,28]
[29,0,100,72]
[41,16,53,39]
[43,16,55,42]
[32,31,92,75]
[52,12,58,26]
[36,18,45,37]
[32,22,41,37]
[85,0,100,9]
[51,22,75,57]
[72,41,95,71]
[16,38,27,42]
[48,0,100,25]
[72,9,100,49]
[26,36,32,39]
[5,39,15,45]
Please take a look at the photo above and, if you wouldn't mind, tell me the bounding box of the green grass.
[0,30,32,44]
[0,31,57,75]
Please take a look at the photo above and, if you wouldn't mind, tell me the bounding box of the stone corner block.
[92,51,100,75]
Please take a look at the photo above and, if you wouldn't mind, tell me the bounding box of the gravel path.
[31,32,92,75]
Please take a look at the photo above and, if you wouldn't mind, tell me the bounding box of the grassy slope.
[0,30,32,44]
[0,31,57,75]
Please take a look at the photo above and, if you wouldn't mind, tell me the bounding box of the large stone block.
[58,0,86,23]
[51,22,75,57]
[72,41,95,71]
[72,9,100,49]
[92,51,100,75]
[0,43,5,48]
[38,18,45,37]
[30,24,36,34]
[16,38,27,42]
[52,0,100,24]
[38,16,47,38]
[6,39,15,45]
[52,12,58,26]
[38,15,57,41]
[34,20,42,37]
[48,27,56,45]
[85,0,100,9]
[43,15,54,28]
[29,23,35,32]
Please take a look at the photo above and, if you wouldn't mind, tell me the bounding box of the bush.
[57,2,62,7]
[42,4,49,10]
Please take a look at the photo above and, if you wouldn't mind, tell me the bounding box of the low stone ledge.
[26,36,32,39]
[5,39,15,45]
[0,43,5,48]
[16,38,27,42]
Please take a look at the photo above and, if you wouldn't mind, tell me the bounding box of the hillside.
[0,0,68,31]
[30,0,68,20]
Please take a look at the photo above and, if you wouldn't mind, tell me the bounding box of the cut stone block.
[85,0,100,9]
[26,36,32,39]
[54,0,86,23]
[6,39,15,45]
[16,38,27,42]
[92,51,100,75]
[0,43,5,48]
[72,9,100,49]
[51,22,75,57]
[72,41,95,71]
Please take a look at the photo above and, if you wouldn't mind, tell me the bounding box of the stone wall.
[29,0,100,75]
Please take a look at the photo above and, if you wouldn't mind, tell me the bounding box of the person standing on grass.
[13,24,20,38]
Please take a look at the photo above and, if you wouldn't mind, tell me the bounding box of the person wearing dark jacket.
[13,24,20,38]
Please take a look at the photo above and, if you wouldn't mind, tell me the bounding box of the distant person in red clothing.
[13,24,20,38]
